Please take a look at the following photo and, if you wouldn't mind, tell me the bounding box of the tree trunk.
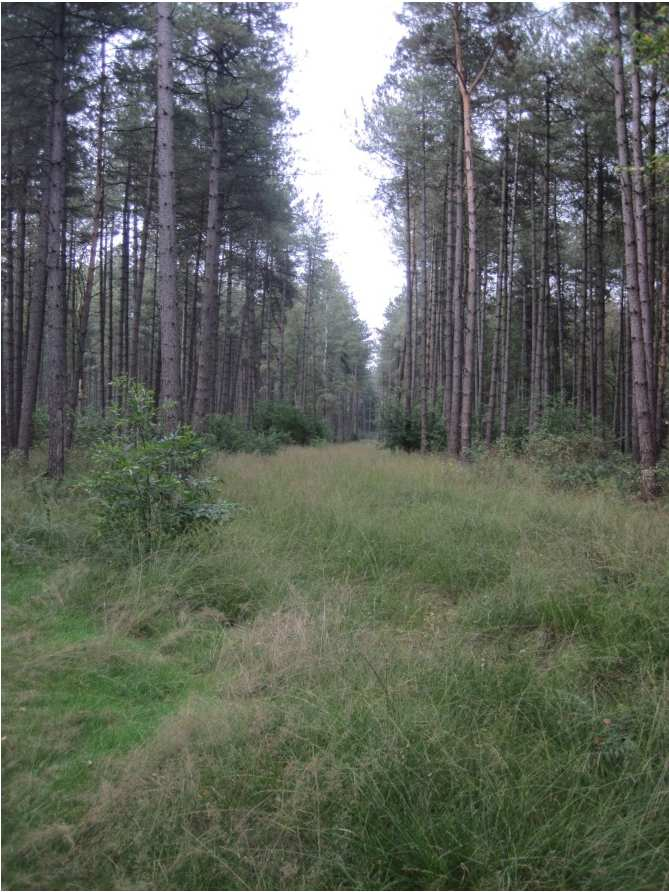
[453,2,493,456]
[594,156,606,423]
[484,121,508,446]
[457,85,477,456]
[448,124,464,457]
[3,165,16,448]
[107,215,114,406]
[99,210,107,414]
[192,75,223,432]
[629,3,655,416]
[129,122,156,382]
[45,3,67,479]
[186,224,203,418]
[222,242,235,413]
[442,149,454,427]
[657,260,668,447]
[577,129,589,422]
[403,161,414,418]
[553,175,565,405]
[119,161,131,380]
[420,104,429,453]
[500,120,520,437]
[539,76,551,414]
[66,40,106,446]
[14,192,27,435]
[608,3,657,497]
[156,1,181,430]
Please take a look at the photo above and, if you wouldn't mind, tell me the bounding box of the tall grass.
[3,443,668,889]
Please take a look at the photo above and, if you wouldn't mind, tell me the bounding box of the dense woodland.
[3,5,669,890]
[368,2,668,497]
[1,1,668,497]
[1,1,374,475]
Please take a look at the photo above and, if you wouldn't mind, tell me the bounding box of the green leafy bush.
[31,405,49,444]
[206,415,286,455]
[107,375,160,446]
[522,399,651,493]
[72,408,115,447]
[83,381,234,551]
[379,402,448,452]
[253,401,328,445]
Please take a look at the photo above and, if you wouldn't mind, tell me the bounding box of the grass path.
[2,443,669,889]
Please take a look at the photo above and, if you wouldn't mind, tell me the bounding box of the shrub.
[206,414,286,455]
[72,407,115,447]
[379,403,420,452]
[83,381,235,552]
[378,402,448,452]
[535,398,586,436]
[107,375,161,446]
[253,401,328,445]
[31,405,49,444]
[521,400,648,493]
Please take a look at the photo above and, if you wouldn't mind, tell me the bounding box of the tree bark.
[14,192,26,435]
[420,103,429,453]
[156,1,182,430]
[577,129,589,422]
[608,3,657,497]
[453,2,493,456]
[594,156,606,423]
[628,3,655,415]
[484,120,508,446]
[403,161,414,418]
[457,84,477,454]
[192,69,224,432]
[66,40,106,446]
[448,124,464,457]
[3,161,16,448]
[45,3,67,479]
[500,119,520,438]
[129,122,156,382]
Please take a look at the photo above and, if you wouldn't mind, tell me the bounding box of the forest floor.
[2,442,669,890]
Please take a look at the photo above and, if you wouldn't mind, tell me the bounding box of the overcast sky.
[282,1,405,335]
[281,1,560,335]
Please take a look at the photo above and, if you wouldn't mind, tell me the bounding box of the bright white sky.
[282,1,405,334]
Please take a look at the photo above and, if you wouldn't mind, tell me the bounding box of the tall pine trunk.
[403,162,414,418]
[129,123,156,382]
[608,3,657,497]
[448,124,464,457]
[192,72,223,432]
[156,2,181,430]
[453,2,493,456]
[45,3,67,479]
[484,120,508,445]
[66,40,106,446]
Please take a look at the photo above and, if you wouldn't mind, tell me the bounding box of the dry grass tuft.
[219,588,352,698]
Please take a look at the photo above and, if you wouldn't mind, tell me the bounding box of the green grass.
[2,443,669,889]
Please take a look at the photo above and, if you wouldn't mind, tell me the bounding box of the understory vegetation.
[379,398,669,497]
[207,401,329,455]
[3,442,668,891]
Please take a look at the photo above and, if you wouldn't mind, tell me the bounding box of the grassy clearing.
[2,442,669,890]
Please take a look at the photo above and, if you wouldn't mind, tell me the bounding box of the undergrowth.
[379,396,669,497]
[2,443,668,890]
